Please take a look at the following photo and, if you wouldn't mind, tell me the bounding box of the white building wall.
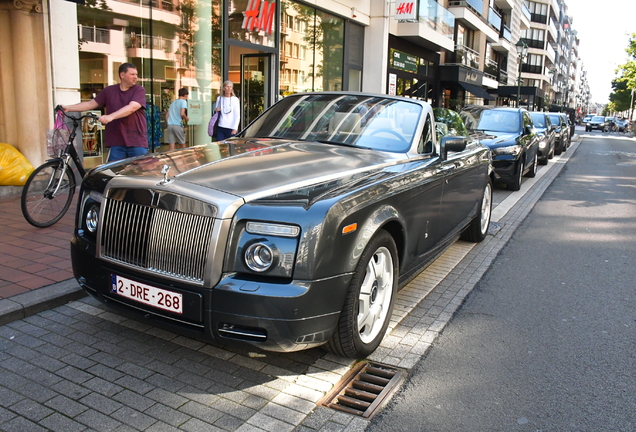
[362,0,390,94]
[49,0,81,105]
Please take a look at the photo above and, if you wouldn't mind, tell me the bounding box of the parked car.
[530,112,555,165]
[548,112,570,154]
[583,114,593,125]
[585,115,608,133]
[460,105,540,191]
[71,92,494,359]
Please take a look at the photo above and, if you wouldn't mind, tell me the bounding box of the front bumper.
[71,237,350,352]
[491,156,518,183]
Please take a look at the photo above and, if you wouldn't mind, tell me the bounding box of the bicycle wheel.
[21,160,76,228]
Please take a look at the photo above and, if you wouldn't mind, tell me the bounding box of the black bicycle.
[21,106,99,227]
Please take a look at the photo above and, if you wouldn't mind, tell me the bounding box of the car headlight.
[86,206,99,233]
[78,189,102,237]
[491,145,522,156]
[232,222,300,277]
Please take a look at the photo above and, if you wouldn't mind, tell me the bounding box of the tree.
[613,33,636,117]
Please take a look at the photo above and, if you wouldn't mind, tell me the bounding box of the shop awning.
[459,82,494,100]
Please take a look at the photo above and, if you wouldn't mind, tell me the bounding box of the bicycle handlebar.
[54,105,100,122]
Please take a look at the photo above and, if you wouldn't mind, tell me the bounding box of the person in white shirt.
[214,81,240,140]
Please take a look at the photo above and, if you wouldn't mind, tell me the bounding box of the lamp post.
[515,39,528,108]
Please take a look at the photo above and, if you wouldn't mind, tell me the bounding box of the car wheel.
[539,154,548,165]
[461,179,492,243]
[325,230,398,358]
[525,153,537,178]
[508,158,523,191]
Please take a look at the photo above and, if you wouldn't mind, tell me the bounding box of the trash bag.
[0,143,34,186]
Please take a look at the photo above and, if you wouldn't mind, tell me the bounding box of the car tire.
[539,155,548,165]
[461,179,492,243]
[525,153,537,177]
[508,157,524,191]
[325,230,398,359]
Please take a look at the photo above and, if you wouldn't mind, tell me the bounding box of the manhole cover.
[318,361,406,419]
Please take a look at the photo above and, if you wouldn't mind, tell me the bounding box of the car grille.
[100,198,215,283]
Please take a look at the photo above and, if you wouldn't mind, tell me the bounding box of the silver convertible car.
[71,92,494,358]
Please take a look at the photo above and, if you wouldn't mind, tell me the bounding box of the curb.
[0,278,86,326]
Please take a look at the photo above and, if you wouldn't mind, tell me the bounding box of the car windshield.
[239,94,422,153]
[548,114,561,124]
[476,110,519,133]
[530,113,547,128]
[592,116,605,122]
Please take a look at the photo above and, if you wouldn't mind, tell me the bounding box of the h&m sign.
[395,1,417,21]
[242,0,276,35]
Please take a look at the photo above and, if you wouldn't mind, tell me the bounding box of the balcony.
[487,8,502,32]
[79,25,110,44]
[498,68,508,85]
[448,0,499,42]
[521,38,544,50]
[125,33,177,61]
[451,44,480,70]
[484,58,498,80]
[520,3,531,30]
[500,24,511,42]
[393,0,455,52]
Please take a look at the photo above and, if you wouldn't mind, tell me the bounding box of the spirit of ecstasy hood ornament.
[158,164,174,185]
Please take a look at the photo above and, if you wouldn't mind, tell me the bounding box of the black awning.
[459,82,494,100]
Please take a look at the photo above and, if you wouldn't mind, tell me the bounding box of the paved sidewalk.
[0,194,86,325]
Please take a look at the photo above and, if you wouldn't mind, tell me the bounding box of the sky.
[566,0,635,104]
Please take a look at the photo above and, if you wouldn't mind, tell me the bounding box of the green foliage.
[82,0,111,11]
[612,33,636,114]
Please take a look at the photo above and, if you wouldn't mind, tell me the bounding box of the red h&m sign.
[395,1,416,20]
[242,0,276,35]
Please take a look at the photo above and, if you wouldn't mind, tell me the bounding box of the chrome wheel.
[479,182,492,235]
[357,246,394,344]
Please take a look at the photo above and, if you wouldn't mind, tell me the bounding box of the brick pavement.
[0,138,579,431]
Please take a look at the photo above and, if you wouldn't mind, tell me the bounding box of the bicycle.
[21,106,99,228]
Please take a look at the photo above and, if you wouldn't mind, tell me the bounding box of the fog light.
[245,243,274,272]
[86,206,99,233]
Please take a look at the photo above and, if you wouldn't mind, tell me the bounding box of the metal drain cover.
[319,361,407,418]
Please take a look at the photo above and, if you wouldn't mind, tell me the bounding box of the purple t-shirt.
[94,84,147,148]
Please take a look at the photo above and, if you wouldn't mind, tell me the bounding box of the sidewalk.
[0,192,86,325]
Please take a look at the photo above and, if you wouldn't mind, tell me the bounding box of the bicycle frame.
[47,113,91,198]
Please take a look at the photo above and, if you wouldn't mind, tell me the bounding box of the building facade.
[0,0,588,169]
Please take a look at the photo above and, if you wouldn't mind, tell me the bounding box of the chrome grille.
[101,198,215,283]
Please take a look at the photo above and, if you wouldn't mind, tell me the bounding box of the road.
[369,130,636,431]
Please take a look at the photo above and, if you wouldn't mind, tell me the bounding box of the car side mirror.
[440,136,467,160]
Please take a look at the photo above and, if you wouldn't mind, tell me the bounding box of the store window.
[280,2,344,96]
[76,0,223,165]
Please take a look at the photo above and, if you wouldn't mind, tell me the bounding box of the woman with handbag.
[213,81,240,141]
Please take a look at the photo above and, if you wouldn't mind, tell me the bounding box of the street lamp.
[515,39,528,108]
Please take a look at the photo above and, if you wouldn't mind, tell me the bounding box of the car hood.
[96,139,402,199]
[476,131,520,148]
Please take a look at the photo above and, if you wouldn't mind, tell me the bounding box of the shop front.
[75,0,363,166]
[439,65,494,110]
[386,35,439,105]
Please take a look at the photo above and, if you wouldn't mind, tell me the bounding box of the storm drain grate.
[318,361,407,418]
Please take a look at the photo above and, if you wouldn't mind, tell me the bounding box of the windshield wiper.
[313,139,360,148]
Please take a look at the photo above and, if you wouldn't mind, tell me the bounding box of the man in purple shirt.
[62,63,148,162]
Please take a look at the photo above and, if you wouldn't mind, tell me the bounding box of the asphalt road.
[369,131,636,431]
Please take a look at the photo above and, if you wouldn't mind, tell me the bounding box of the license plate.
[111,275,183,314]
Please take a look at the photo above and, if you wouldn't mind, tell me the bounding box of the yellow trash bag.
[0,143,34,186]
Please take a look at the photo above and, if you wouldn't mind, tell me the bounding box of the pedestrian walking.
[214,80,240,141]
[62,63,148,162]
[166,88,189,150]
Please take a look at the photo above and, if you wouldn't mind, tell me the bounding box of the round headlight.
[86,206,99,233]
[245,243,274,272]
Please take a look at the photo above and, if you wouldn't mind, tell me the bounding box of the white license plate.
[111,275,183,314]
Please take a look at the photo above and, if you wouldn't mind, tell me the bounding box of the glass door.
[241,54,274,128]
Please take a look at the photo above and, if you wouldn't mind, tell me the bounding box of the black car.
[530,112,555,165]
[585,115,608,133]
[548,113,569,154]
[71,92,494,358]
[461,105,540,191]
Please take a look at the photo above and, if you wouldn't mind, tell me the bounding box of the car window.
[523,112,533,128]
[476,110,519,133]
[240,94,423,153]
[592,116,605,122]
[530,113,546,128]
[433,108,469,141]
[418,115,434,154]
[548,114,561,125]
